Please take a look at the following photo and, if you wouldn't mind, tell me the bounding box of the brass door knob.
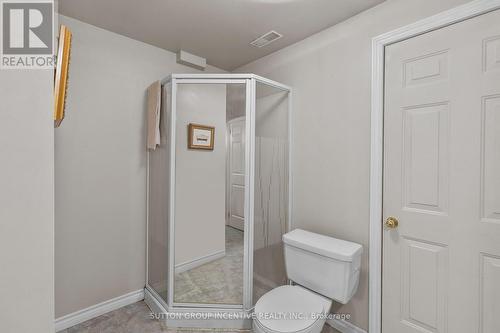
[385,216,399,229]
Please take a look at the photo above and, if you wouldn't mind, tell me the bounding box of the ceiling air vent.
[250,30,283,48]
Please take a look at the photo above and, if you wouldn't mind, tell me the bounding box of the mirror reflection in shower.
[173,83,246,305]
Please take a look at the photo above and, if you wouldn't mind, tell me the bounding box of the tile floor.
[60,301,341,333]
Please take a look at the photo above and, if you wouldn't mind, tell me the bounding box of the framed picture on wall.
[54,25,72,128]
[188,123,215,150]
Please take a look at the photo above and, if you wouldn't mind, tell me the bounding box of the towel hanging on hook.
[147,81,161,150]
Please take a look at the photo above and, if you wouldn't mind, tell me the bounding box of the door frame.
[369,1,500,332]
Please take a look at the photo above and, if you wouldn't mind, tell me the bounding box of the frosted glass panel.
[147,83,171,303]
[253,82,289,304]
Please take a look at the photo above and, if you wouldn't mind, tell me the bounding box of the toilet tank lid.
[283,229,363,262]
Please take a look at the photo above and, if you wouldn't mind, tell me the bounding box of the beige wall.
[236,0,469,329]
[174,84,227,266]
[0,50,54,333]
[55,15,224,318]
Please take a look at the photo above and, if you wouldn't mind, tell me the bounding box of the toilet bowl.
[252,229,363,333]
[253,285,331,333]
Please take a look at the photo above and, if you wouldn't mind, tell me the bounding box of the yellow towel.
[147,81,161,150]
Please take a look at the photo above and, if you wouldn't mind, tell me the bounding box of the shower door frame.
[145,74,292,327]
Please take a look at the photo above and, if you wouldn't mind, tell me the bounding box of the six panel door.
[383,9,500,333]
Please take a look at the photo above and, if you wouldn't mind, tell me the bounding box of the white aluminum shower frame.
[145,74,292,329]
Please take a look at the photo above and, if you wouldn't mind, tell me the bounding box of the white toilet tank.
[283,229,363,304]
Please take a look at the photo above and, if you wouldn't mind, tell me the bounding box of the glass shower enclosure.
[146,74,291,329]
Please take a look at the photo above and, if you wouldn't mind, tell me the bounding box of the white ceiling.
[59,0,385,70]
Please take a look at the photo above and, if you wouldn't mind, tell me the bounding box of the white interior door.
[228,117,245,231]
[383,9,500,333]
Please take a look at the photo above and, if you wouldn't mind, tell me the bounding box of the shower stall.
[145,74,292,328]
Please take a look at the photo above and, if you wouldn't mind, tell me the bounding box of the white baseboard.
[174,250,225,274]
[54,289,144,332]
[327,318,367,333]
[144,288,251,329]
[144,288,167,315]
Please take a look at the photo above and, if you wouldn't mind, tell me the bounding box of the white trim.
[144,289,251,329]
[369,1,500,333]
[161,74,292,92]
[172,302,243,310]
[174,250,225,274]
[174,74,253,80]
[243,78,254,310]
[253,74,291,92]
[175,79,247,84]
[288,89,293,230]
[54,289,144,332]
[167,78,177,308]
[146,284,170,311]
[145,287,168,314]
[165,310,251,330]
[146,151,150,287]
[327,318,367,333]
[247,78,257,310]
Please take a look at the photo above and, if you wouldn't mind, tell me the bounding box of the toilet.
[253,229,363,333]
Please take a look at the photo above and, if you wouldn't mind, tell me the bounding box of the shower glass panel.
[145,75,291,328]
[173,82,246,305]
[147,82,171,304]
[252,81,290,305]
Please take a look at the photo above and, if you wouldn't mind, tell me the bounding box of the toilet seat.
[253,285,331,333]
